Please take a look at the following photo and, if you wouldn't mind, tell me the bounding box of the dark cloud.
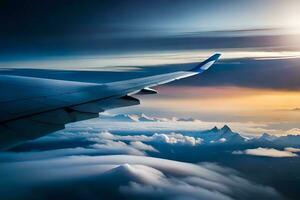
[1,30,299,56]
[2,56,300,90]
[0,0,299,56]
[168,57,300,90]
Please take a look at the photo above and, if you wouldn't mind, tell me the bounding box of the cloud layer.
[2,118,300,199]
[93,131,203,146]
[233,147,298,158]
[0,155,281,200]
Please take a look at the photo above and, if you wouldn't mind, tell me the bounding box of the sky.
[1,0,300,56]
[0,0,300,135]
[2,1,300,200]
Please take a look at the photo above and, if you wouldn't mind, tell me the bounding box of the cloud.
[92,131,151,142]
[130,141,159,152]
[92,131,203,146]
[233,147,298,158]
[152,133,203,146]
[1,121,296,199]
[286,128,300,135]
[70,115,290,137]
[0,155,282,200]
[0,132,160,162]
[90,140,146,156]
[0,147,97,162]
[284,147,300,153]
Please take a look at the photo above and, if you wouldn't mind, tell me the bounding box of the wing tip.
[190,53,221,72]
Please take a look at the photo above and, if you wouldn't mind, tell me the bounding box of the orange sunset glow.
[141,86,300,123]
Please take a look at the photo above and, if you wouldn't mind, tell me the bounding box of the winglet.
[190,53,221,72]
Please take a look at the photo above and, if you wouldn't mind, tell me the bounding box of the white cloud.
[90,140,146,156]
[130,141,159,152]
[0,147,97,162]
[284,147,300,153]
[233,147,298,158]
[91,131,151,142]
[286,128,300,135]
[152,133,203,146]
[0,155,282,200]
[92,131,203,146]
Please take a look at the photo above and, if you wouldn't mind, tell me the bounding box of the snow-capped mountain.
[99,113,138,122]
[138,114,157,122]
[256,133,277,142]
[97,113,300,148]
[99,113,160,122]
[199,125,246,145]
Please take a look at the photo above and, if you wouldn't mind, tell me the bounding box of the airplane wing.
[0,53,221,149]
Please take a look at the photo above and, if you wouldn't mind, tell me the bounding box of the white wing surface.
[0,54,221,149]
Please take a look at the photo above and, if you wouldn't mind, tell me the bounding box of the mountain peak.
[140,113,147,118]
[108,163,135,176]
[258,133,276,141]
[261,133,271,137]
[221,125,231,132]
[138,113,156,122]
[210,126,219,132]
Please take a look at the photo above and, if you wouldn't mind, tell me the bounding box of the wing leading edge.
[0,53,221,149]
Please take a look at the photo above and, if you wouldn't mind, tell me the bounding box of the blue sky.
[1,0,300,56]
[0,0,300,135]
